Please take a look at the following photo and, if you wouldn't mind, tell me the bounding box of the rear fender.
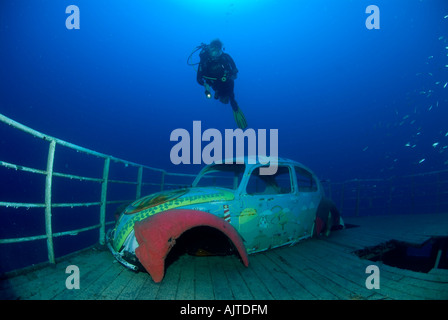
[134,209,249,283]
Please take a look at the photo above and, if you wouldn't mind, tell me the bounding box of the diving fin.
[233,107,248,129]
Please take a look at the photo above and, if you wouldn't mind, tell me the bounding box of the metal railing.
[1,112,447,272]
[322,169,448,217]
[0,113,195,267]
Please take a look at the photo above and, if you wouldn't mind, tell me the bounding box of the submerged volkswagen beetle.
[107,157,344,282]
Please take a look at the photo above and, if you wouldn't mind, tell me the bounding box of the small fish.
[445,132,448,137]
[405,142,411,147]
[410,120,416,124]
[444,82,448,88]
[445,15,448,19]
[403,115,409,120]
[419,158,425,164]
[433,142,439,147]
[428,56,433,59]
[362,146,368,152]
[429,105,433,111]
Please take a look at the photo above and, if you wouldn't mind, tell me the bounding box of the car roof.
[212,156,316,175]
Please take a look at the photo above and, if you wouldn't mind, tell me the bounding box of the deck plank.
[255,251,315,299]
[300,239,418,298]
[193,256,214,300]
[2,213,447,300]
[229,257,274,300]
[221,257,253,300]
[297,238,432,300]
[287,242,380,300]
[247,254,293,299]
[116,272,149,300]
[73,263,123,300]
[208,256,234,300]
[269,249,339,300]
[135,277,160,300]
[155,258,181,300]
[97,268,133,300]
[0,248,104,300]
[174,255,195,300]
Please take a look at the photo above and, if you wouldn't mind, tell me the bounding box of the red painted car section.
[134,209,249,283]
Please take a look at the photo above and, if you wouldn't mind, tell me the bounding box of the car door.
[238,165,299,253]
[293,165,322,237]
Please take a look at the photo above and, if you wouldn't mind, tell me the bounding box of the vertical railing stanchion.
[355,180,361,217]
[436,172,440,213]
[411,176,415,215]
[387,180,390,215]
[136,166,143,199]
[99,157,110,245]
[45,139,56,264]
[160,171,166,191]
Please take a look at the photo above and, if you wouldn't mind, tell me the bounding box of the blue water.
[1,0,448,272]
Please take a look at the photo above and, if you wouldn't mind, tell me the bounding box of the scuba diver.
[188,39,248,129]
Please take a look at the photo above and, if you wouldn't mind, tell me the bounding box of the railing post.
[45,139,56,264]
[99,157,110,245]
[410,176,415,215]
[355,180,361,217]
[387,179,392,215]
[136,166,143,199]
[436,172,440,213]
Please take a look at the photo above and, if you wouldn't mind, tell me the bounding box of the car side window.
[246,166,292,195]
[294,166,318,192]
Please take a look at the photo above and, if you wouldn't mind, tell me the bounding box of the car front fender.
[134,209,249,283]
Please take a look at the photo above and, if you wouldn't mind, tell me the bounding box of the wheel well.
[166,226,237,265]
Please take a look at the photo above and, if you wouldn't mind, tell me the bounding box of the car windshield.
[193,163,246,190]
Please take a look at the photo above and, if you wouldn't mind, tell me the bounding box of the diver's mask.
[208,47,222,60]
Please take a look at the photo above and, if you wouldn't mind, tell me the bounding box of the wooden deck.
[1,213,448,300]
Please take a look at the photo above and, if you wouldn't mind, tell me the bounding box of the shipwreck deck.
[1,213,448,300]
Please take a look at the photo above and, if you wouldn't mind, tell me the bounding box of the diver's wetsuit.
[197,51,239,111]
